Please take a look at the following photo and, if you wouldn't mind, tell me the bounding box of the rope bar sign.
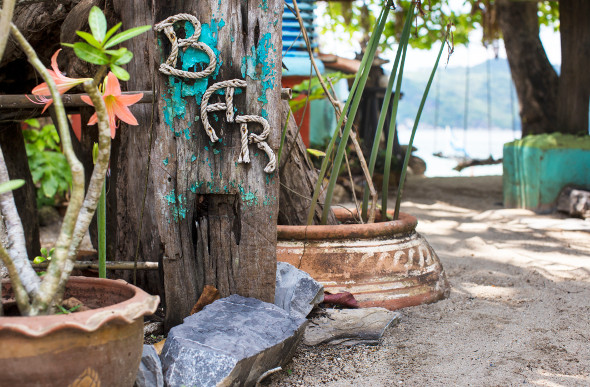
[155,14,276,174]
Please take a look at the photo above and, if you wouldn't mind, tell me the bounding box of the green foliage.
[289,72,354,112]
[22,119,72,205]
[63,6,150,80]
[0,179,25,194]
[56,304,81,314]
[33,247,54,265]
[320,0,560,53]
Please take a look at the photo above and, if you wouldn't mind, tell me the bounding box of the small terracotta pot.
[0,277,159,387]
[277,208,450,310]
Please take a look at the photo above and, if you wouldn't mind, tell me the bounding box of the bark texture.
[0,123,40,260]
[497,0,590,136]
[496,0,558,136]
[278,101,337,226]
[556,0,590,135]
[110,0,282,329]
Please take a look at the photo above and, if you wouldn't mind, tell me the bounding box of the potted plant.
[0,6,158,386]
[277,0,450,309]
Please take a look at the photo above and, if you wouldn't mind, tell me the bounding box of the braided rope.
[155,14,217,79]
[235,115,275,173]
[201,79,247,142]
[256,141,277,174]
[238,123,250,164]
[225,87,235,123]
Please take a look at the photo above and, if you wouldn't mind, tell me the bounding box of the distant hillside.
[396,58,521,130]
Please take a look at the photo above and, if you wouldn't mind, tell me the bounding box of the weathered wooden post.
[111,0,282,328]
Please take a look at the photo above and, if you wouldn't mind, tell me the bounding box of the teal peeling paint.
[213,149,221,155]
[163,158,169,166]
[259,0,269,12]
[205,146,209,151]
[240,33,276,107]
[261,108,268,119]
[184,128,191,140]
[191,155,197,162]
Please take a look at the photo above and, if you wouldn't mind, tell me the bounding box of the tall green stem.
[361,4,415,219]
[311,1,392,225]
[381,34,409,213]
[394,29,449,220]
[306,4,389,225]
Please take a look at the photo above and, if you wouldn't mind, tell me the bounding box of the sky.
[315,3,562,69]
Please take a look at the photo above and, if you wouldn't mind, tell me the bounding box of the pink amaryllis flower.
[29,49,92,113]
[81,72,143,139]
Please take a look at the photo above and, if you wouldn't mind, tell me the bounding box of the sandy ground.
[269,176,590,387]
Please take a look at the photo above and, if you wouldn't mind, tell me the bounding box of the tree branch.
[0,147,40,297]
[0,0,16,60]
[10,21,85,314]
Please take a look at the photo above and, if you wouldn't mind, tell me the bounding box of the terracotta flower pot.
[277,208,450,310]
[0,277,159,387]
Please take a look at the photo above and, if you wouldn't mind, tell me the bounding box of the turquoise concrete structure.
[503,134,590,212]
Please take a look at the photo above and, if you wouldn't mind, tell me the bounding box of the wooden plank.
[112,0,281,329]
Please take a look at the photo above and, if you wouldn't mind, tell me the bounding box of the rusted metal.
[276,209,450,310]
[0,277,159,386]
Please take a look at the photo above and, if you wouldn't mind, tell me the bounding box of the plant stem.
[0,0,16,60]
[0,243,31,315]
[320,2,391,224]
[0,147,40,298]
[307,3,390,225]
[10,22,85,315]
[382,33,410,213]
[98,179,106,278]
[54,79,111,303]
[361,3,415,221]
[394,28,449,220]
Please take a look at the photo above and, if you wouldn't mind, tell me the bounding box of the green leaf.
[110,64,130,81]
[76,31,102,49]
[306,148,326,158]
[49,248,55,256]
[24,118,40,128]
[40,247,48,256]
[113,50,133,65]
[61,43,75,48]
[104,22,122,43]
[0,180,25,194]
[42,175,58,198]
[73,42,110,65]
[104,25,151,49]
[88,6,107,42]
[33,256,46,264]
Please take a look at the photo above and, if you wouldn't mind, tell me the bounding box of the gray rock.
[303,308,401,346]
[275,262,324,319]
[557,186,590,219]
[135,345,163,387]
[143,321,163,337]
[160,295,307,387]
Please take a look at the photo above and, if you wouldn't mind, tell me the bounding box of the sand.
[268,176,590,387]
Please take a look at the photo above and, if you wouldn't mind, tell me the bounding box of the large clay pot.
[0,277,159,387]
[277,208,450,310]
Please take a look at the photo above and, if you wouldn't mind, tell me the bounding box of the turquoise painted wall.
[503,134,590,212]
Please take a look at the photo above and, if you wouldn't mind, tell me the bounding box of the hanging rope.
[156,14,276,174]
[200,79,276,173]
[155,14,217,79]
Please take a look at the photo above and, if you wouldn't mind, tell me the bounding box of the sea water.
[397,124,520,177]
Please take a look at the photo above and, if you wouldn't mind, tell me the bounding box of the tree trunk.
[0,123,40,260]
[496,0,558,137]
[111,0,282,329]
[279,101,337,225]
[556,0,590,135]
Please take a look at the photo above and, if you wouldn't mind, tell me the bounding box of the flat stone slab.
[136,345,163,387]
[275,262,324,319]
[160,294,307,387]
[303,308,401,346]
